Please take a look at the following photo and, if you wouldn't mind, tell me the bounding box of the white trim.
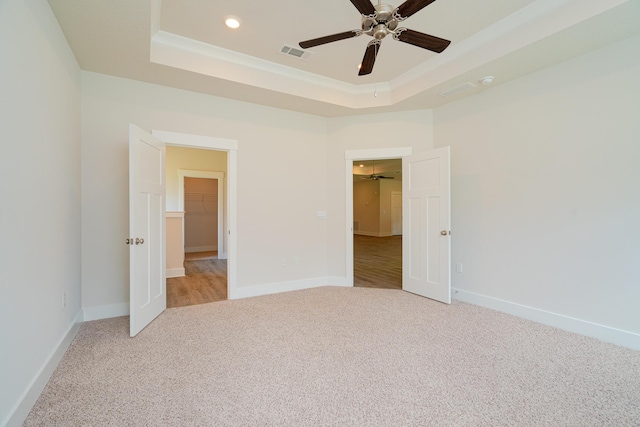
[3,311,82,427]
[345,148,412,288]
[82,303,130,321]
[166,211,184,218]
[452,288,640,351]
[231,277,349,300]
[326,276,351,287]
[153,130,237,298]
[185,245,217,253]
[148,0,626,110]
[166,268,185,278]
[153,130,237,151]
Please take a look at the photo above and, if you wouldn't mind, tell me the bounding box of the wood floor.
[168,236,399,308]
[354,235,402,290]
[166,257,227,308]
[184,251,217,261]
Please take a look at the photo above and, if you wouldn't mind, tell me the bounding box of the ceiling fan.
[361,160,395,180]
[299,0,451,76]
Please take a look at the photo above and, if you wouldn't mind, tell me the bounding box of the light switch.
[317,211,327,220]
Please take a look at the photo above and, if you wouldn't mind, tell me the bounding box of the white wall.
[379,179,402,235]
[353,178,402,236]
[326,110,434,280]
[166,146,227,211]
[0,0,81,424]
[353,180,380,235]
[434,35,640,340]
[81,72,329,311]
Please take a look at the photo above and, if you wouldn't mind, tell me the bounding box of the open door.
[129,124,166,336]
[402,147,451,303]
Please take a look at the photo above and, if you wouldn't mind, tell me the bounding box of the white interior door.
[129,124,166,336]
[402,147,451,303]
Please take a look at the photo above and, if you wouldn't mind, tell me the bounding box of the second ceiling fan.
[299,0,451,76]
[362,160,395,180]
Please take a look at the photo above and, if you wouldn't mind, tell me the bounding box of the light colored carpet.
[25,287,640,426]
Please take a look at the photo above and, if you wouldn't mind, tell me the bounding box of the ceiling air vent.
[439,82,476,98]
[280,45,313,61]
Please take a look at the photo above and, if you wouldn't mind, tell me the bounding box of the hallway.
[354,235,402,290]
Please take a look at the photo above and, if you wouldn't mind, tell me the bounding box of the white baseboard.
[185,246,217,253]
[166,268,185,278]
[354,231,392,237]
[452,288,640,350]
[3,311,82,427]
[82,303,129,321]
[326,276,351,287]
[230,277,348,300]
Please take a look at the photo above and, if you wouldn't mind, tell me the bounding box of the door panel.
[129,124,166,337]
[402,147,451,303]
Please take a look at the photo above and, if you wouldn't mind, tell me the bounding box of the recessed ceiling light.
[225,16,241,29]
[359,164,364,167]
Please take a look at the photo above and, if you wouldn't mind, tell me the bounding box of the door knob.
[440,230,449,236]
[135,237,144,245]
[125,238,133,245]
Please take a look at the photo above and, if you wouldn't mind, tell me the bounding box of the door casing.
[345,147,412,286]
[152,130,238,299]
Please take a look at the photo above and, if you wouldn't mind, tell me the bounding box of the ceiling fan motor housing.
[299,0,451,76]
[362,3,398,40]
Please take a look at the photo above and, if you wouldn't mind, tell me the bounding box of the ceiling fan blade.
[350,0,376,16]
[358,40,381,76]
[394,0,437,21]
[299,30,361,49]
[394,28,450,53]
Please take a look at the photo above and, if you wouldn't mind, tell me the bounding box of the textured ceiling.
[47,0,640,117]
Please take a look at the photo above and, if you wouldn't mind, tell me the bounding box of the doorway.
[165,147,228,308]
[352,158,403,289]
[345,146,452,304]
[153,129,238,302]
[345,147,412,286]
[184,177,219,260]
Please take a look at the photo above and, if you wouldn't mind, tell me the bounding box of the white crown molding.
[150,30,393,109]
[150,0,628,110]
[390,0,629,103]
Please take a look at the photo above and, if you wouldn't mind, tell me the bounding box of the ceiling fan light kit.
[299,0,451,76]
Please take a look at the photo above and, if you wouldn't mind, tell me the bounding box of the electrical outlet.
[281,258,286,267]
[456,262,463,273]
[293,257,299,266]
[62,292,66,309]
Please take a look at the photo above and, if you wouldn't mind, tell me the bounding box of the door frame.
[178,170,225,259]
[345,147,412,286]
[152,130,239,299]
